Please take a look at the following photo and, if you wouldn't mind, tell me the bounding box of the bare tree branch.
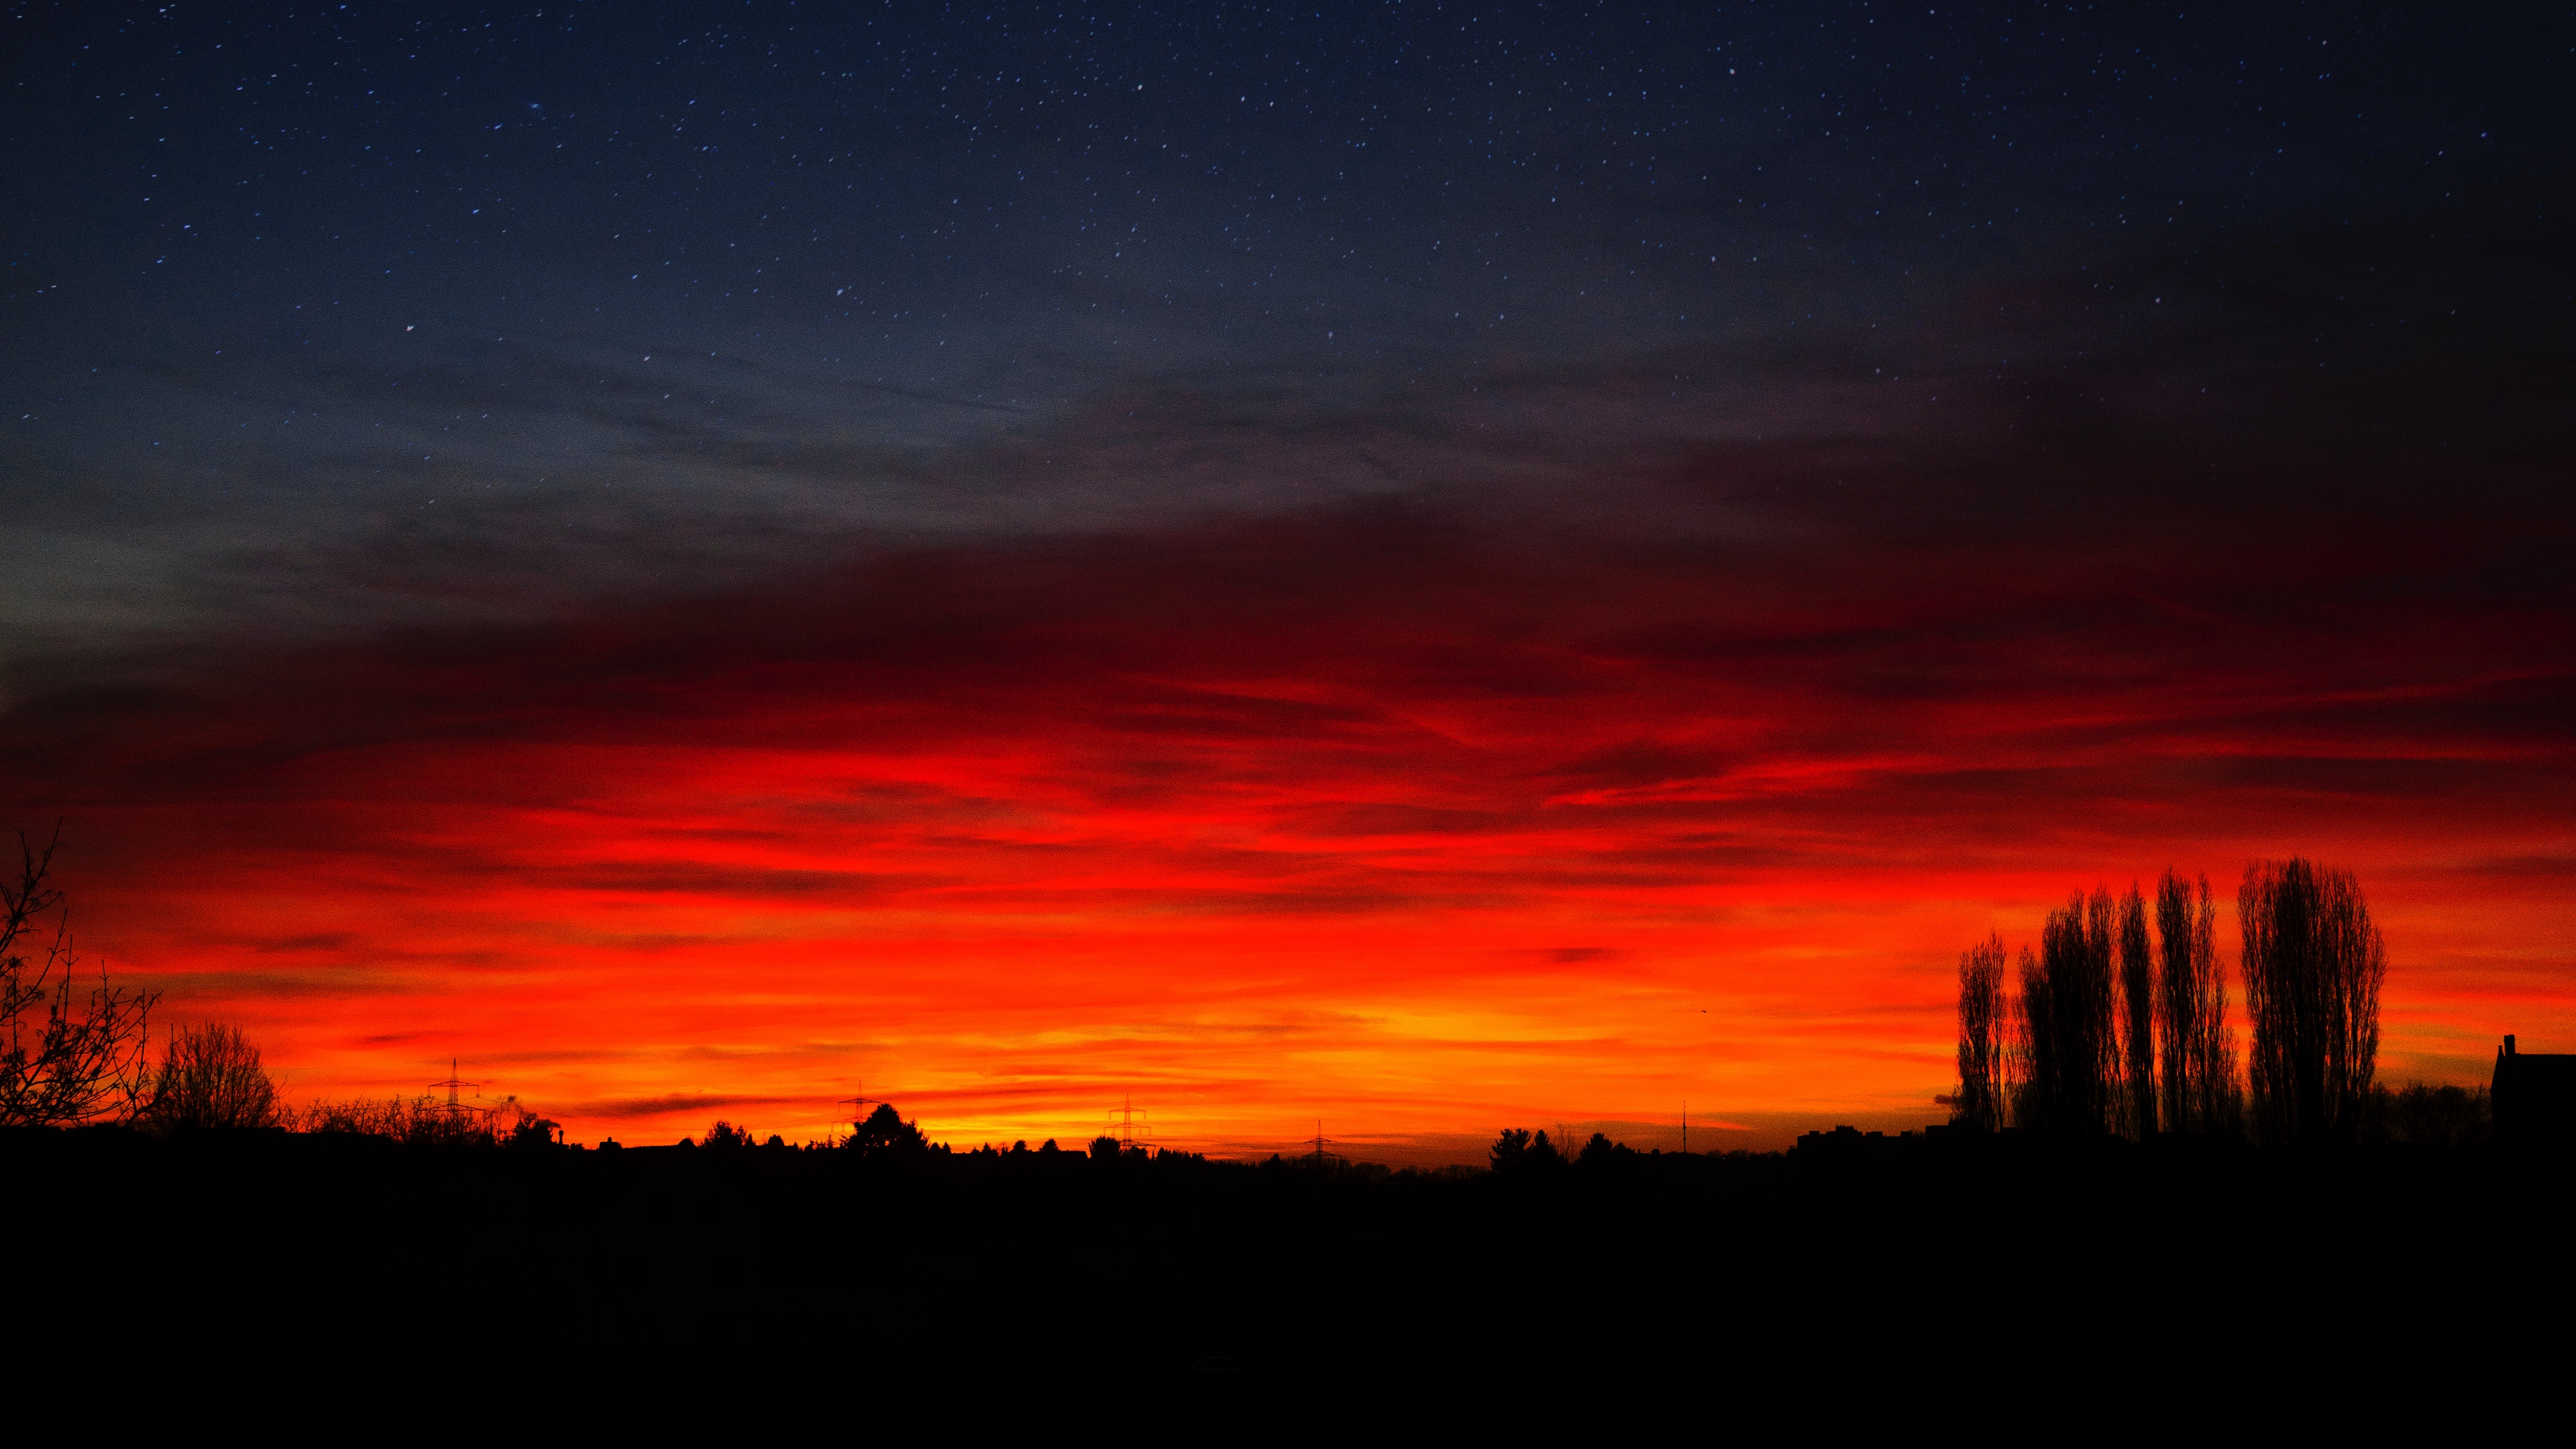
[0,828,158,1128]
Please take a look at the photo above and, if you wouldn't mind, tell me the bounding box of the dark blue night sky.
[9,3,2558,661]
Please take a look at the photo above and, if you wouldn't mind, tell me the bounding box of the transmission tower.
[845,1081,881,1126]
[1108,1094,1152,1148]
[428,1059,480,1117]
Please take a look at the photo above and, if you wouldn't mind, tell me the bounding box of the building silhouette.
[2493,1035,2576,1142]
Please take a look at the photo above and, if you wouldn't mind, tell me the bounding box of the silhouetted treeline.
[6,1097,2558,1416]
[2366,1083,2491,1147]
[1487,1127,1702,1177]
[0,843,559,1146]
[1958,857,2395,1146]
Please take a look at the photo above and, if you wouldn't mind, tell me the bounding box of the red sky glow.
[15,494,2569,1157]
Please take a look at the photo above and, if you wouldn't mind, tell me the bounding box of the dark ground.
[9,1130,2563,1425]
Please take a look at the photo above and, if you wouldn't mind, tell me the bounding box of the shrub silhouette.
[293,1093,499,1145]
[144,1022,279,1131]
[2367,1083,2487,1146]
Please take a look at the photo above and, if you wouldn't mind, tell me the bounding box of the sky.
[2,1,2567,1158]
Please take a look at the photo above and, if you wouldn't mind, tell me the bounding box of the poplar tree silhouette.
[1966,871,2251,1138]
[2240,859,2383,1146]
[2116,885,2155,1138]
[2012,944,2050,1130]
[2019,890,2116,1133]
[2154,869,2233,1134]
[1953,932,2008,1132]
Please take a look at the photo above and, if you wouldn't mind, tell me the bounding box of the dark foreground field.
[11,1130,2566,1422]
